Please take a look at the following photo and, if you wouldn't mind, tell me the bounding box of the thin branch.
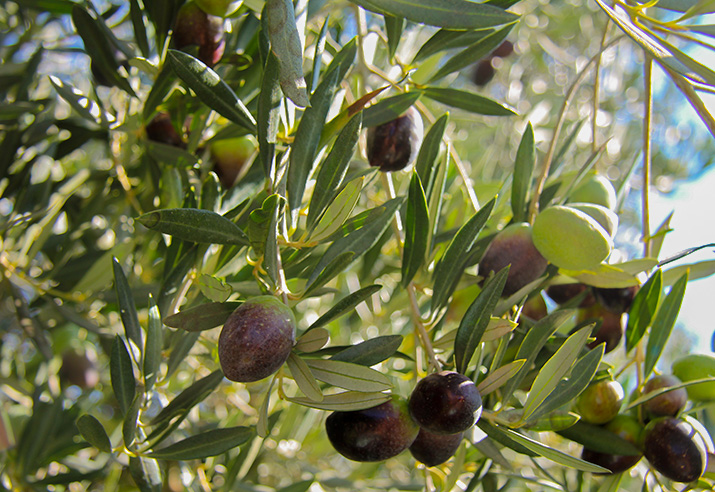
[642,56,653,258]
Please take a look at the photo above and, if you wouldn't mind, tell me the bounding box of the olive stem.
[381,173,442,371]
[414,100,480,213]
[527,35,624,224]
[642,56,653,258]
[592,20,612,153]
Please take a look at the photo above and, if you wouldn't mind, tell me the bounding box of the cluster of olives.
[575,368,714,482]
[216,296,482,467]
[326,371,482,466]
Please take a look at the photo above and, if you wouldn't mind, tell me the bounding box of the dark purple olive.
[545,283,595,307]
[578,304,624,354]
[642,374,688,418]
[367,106,423,172]
[60,351,100,389]
[145,112,185,148]
[491,40,514,58]
[592,285,639,314]
[326,396,419,462]
[581,414,643,474]
[218,296,295,382]
[409,371,482,434]
[643,417,712,483]
[173,0,226,67]
[472,58,495,87]
[409,428,464,467]
[478,222,548,297]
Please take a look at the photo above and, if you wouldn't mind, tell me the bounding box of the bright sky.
[650,163,715,352]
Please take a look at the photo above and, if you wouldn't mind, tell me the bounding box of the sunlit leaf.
[304,359,391,392]
[402,172,430,286]
[625,269,662,353]
[644,270,688,377]
[477,359,525,396]
[287,391,390,411]
[331,335,404,366]
[136,208,249,246]
[266,0,310,107]
[146,427,254,460]
[287,353,324,401]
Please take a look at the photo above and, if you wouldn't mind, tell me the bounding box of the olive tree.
[1,0,715,491]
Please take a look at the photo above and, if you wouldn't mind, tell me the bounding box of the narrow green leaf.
[310,17,329,93]
[256,378,274,438]
[277,480,314,492]
[477,420,538,457]
[662,259,715,285]
[129,456,162,492]
[521,326,592,422]
[527,343,604,422]
[294,327,330,352]
[512,123,535,223]
[288,39,357,221]
[420,87,516,116]
[287,353,324,401]
[331,335,404,366]
[123,393,143,449]
[645,270,688,377]
[624,377,715,411]
[167,49,256,133]
[425,150,449,259]
[143,63,177,121]
[384,14,405,59]
[557,421,641,456]
[362,92,421,128]
[307,113,363,230]
[500,310,574,404]
[76,415,112,453]
[309,176,364,242]
[129,0,150,58]
[348,0,518,29]
[454,266,509,374]
[165,331,200,381]
[625,270,662,353]
[429,25,514,82]
[146,427,254,460]
[432,197,496,312]
[110,336,136,416]
[412,28,491,63]
[596,0,709,86]
[499,427,609,473]
[287,391,390,411]
[163,302,241,332]
[307,198,402,286]
[71,5,136,95]
[258,52,281,179]
[649,212,674,260]
[144,296,163,391]
[137,208,249,246]
[477,359,526,396]
[150,370,224,425]
[49,75,106,126]
[304,359,391,392]
[402,173,430,286]
[266,0,310,107]
[113,258,142,350]
[415,113,448,200]
[303,252,355,298]
[308,285,382,330]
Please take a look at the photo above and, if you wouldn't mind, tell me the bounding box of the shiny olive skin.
[326,396,419,462]
[592,285,639,314]
[581,414,643,474]
[367,106,423,172]
[578,304,624,354]
[642,374,688,418]
[173,1,225,67]
[145,112,185,148]
[643,417,710,483]
[408,371,482,434]
[576,380,624,424]
[545,283,595,308]
[218,296,295,383]
[409,429,464,467]
[478,223,548,297]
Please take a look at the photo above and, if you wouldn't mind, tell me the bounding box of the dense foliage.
[2,0,715,491]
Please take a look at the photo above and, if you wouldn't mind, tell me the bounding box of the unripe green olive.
[576,380,624,425]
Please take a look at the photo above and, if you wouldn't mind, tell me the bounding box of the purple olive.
[408,371,482,434]
[367,106,423,172]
